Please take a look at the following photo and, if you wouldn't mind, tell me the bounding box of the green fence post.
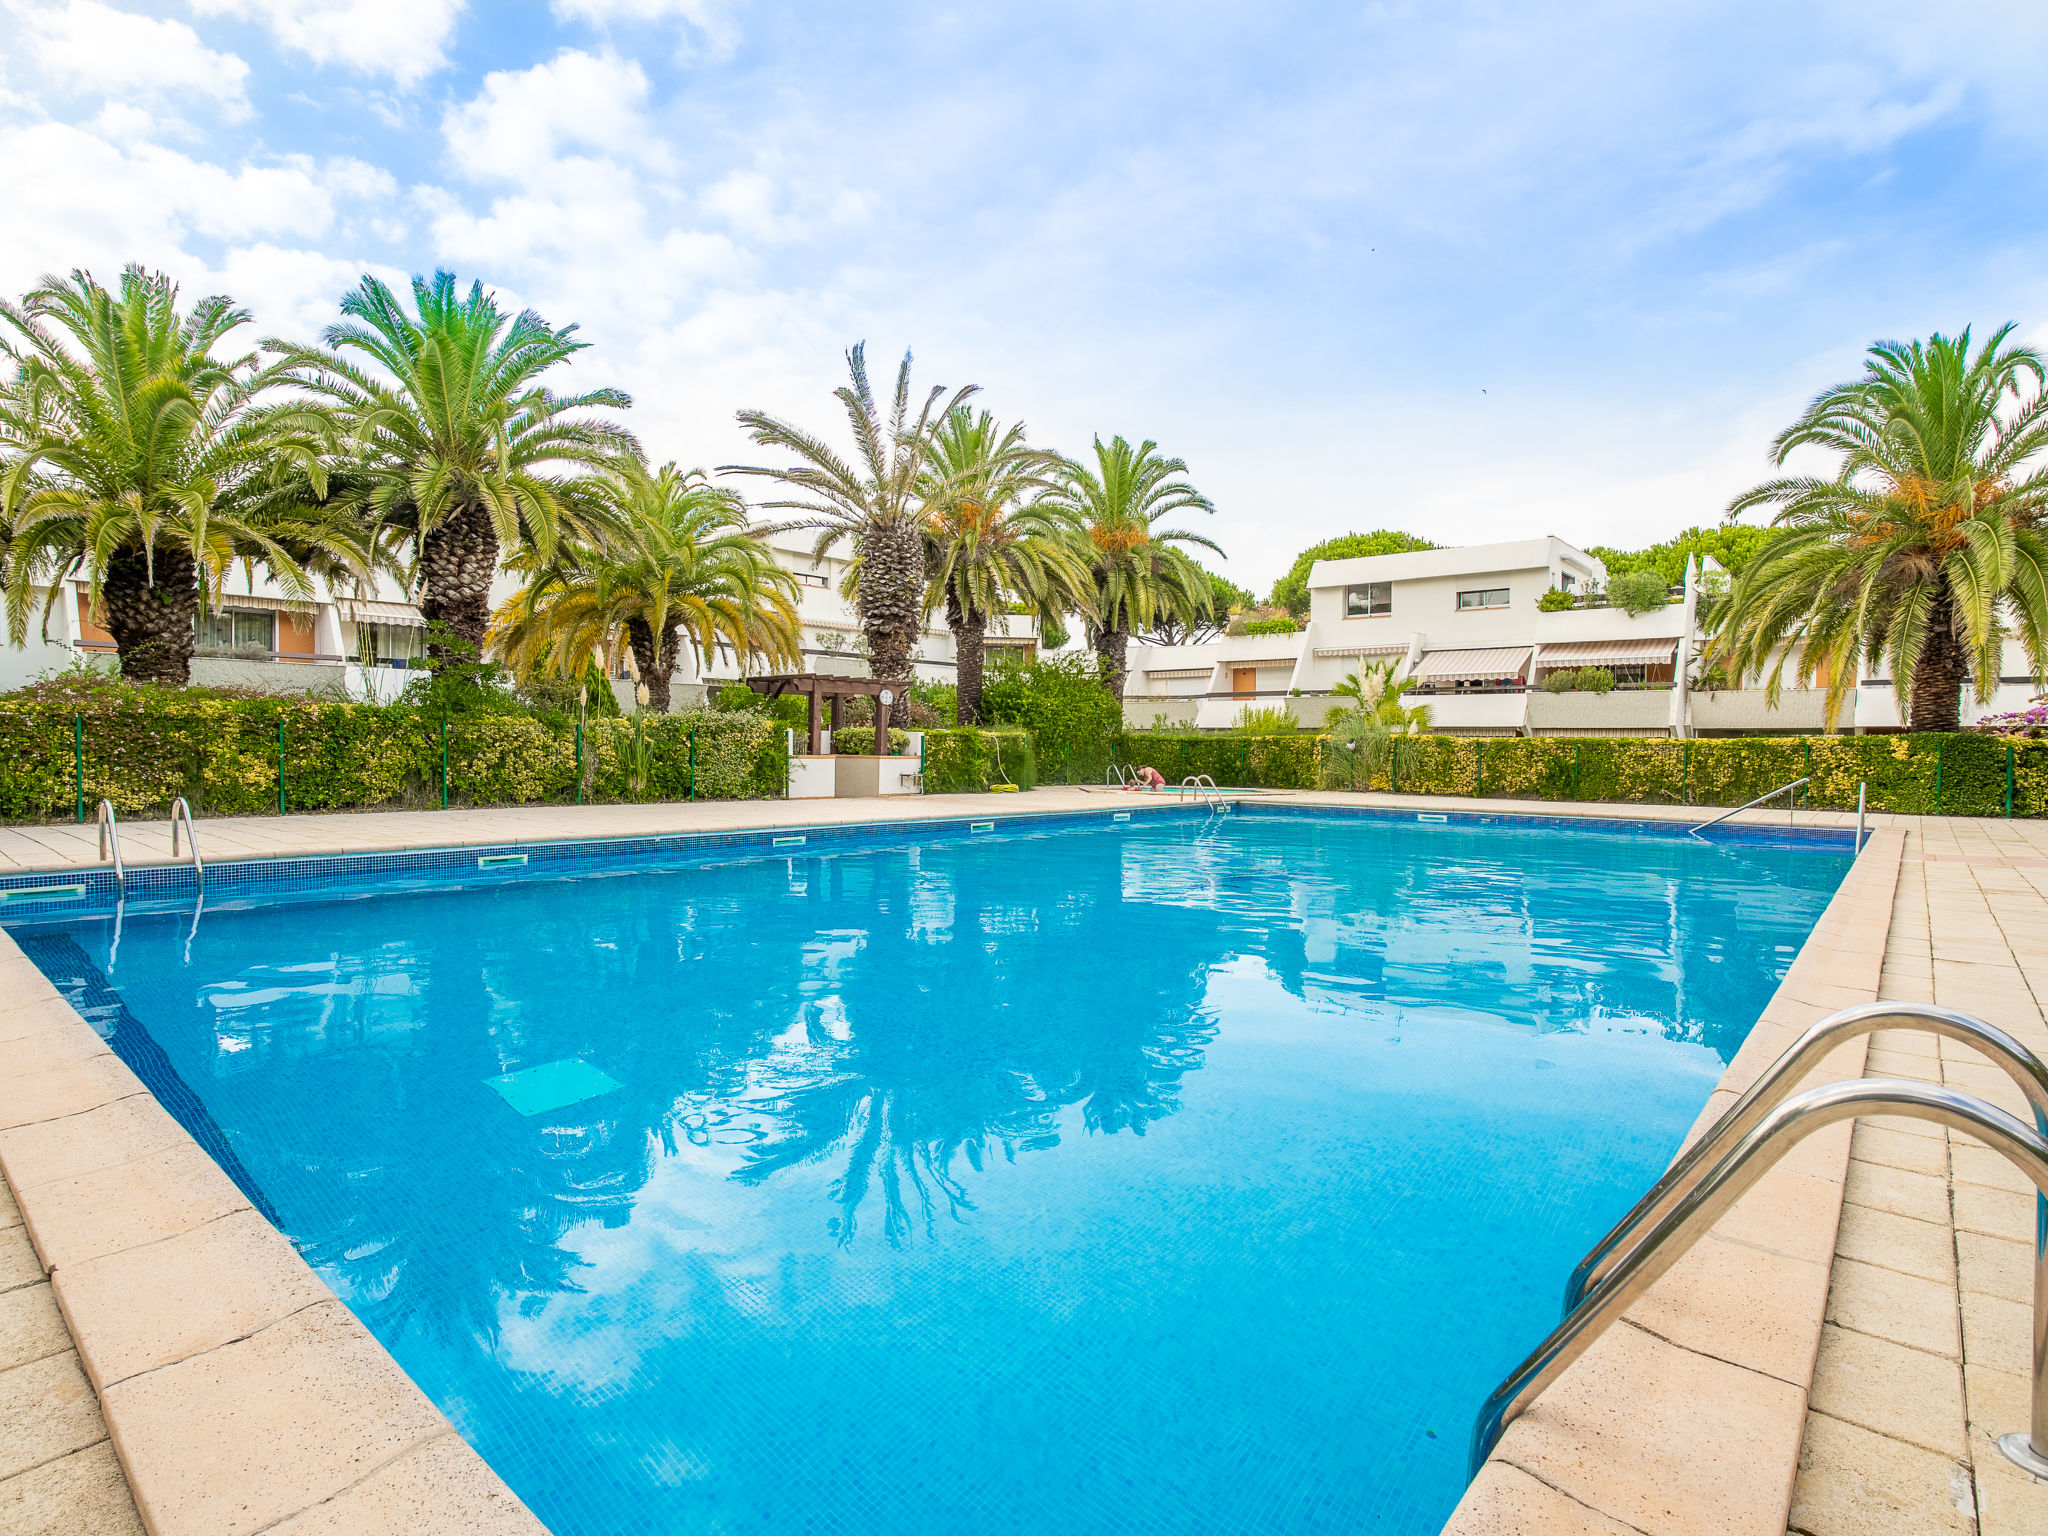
[73,713,84,823]
[1935,737,1945,815]
[575,719,583,806]
[277,719,286,815]
[1064,744,1071,784]
[1391,744,1400,796]
[1682,741,1691,806]
[440,719,449,809]
[2008,744,2016,819]
[1573,741,1582,801]
[1476,740,1484,798]
[1179,740,1187,777]
[689,728,698,802]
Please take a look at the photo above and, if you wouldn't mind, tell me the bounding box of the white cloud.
[442,49,666,185]
[549,0,741,59]
[0,121,399,332]
[187,0,464,87]
[6,0,249,117]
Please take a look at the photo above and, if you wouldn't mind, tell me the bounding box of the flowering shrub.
[1976,696,2048,738]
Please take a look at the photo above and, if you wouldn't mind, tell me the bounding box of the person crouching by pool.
[1128,765,1166,790]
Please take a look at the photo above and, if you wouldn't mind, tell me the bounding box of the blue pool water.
[10,809,1849,1535]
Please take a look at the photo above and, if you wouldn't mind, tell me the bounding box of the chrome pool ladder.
[96,799,124,885]
[1689,776,1808,839]
[169,796,203,884]
[1471,1000,2048,1480]
[1181,774,1226,811]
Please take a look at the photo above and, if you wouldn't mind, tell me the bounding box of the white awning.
[219,592,316,615]
[341,599,428,628]
[1232,657,1298,668]
[1145,667,1215,680]
[1313,644,1408,659]
[1537,637,1678,667]
[1418,646,1532,682]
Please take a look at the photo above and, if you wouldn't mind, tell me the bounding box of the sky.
[1,0,2045,598]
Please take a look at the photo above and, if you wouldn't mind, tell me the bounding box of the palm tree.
[1324,663,1431,790]
[1040,435,1221,700]
[493,464,800,712]
[1714,325,2048,731]
[0,266,367,685]
[270,271,639,667]
[917,407,1086,723]
[726,343,975,683]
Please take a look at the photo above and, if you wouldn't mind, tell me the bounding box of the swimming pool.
[7,807,1851,1535]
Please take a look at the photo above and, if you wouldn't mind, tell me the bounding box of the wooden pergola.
[744,674,900,755]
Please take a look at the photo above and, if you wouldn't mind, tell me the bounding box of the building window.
[1456,587,1510,611]
[794,571,830,589]
[196,609,275,654]
[1345,582,1392,617]
[357,622,424,668]
[1559,573,1577,592]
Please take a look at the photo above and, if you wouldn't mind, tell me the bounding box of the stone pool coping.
[0,790,1895,1536]
[1444,824,1908,1536]
[0,924,550,1536]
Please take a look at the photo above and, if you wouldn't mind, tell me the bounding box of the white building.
[1124,535,2039,737]
[0,527,1035,707]
[675,527,1037,702]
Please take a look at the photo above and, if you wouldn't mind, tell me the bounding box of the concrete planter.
[1526,688,1674,734]
[1690,688,1831,733]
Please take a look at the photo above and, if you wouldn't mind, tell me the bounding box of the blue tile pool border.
[0,795,1857,919]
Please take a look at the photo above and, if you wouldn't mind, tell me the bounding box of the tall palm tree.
[1040,435,1221,700]
[493,464,800,712]
[270,271,639,667]
[0,266,367,685]
[917,407,1086,723]
[726,343,975,684]
[1714,326,2048,731]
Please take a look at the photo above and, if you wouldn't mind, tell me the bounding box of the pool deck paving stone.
[0,786,2034,1536]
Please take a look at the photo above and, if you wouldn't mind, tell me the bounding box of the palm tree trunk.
[1907,583,1966,732]
[625,618,676,712]
[1095,626,1132,702]
[102,543,197,685]
[419,501,500,666]
[857,514,924,685]
[953,602,988,725]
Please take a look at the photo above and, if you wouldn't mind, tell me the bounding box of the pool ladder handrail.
[1106,764,1131,787]
[1688,776,1808,839]
[96,798,124,885]
[169,797,203,884]
[1181,774,1224,810]
[1563,1000,2048,1312]
[1471,1073,2048,1478]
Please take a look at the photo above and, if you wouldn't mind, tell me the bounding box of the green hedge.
[920,728,1038,793]
[1105,728,2048,814]
[0,699,785,821]
[1319,732,2048,816]
[1116,733,1322,790]
[829,727,909,756]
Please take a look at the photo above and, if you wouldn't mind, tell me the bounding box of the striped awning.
[1145,667,1215,680]
[1537,636,1678,667]
[1313,644,1408,659]
[341,599,428,628]
[1233,657,1298,668]
[220,592,316,615]
[1418,646,1531,682]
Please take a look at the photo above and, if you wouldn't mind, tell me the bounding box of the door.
[1232,666,1256,698]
